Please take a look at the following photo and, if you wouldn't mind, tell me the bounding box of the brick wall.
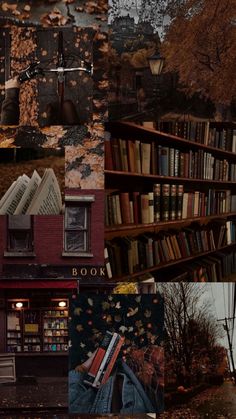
[0,190,104,272]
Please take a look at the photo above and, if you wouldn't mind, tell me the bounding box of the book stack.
[156,121,236,152]
[105,220,236,278]
[106,137,236,181]
[0,168,62,215]
[182,249,236,281]
[105,184,183,225]
[105,186,236,226]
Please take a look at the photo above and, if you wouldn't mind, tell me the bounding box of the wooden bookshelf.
[107,121,236,160]
[106,170,236,186]
[105,212,236,239]
[6,308,68,354]
[108,242,236,282]
[105,121,236,281]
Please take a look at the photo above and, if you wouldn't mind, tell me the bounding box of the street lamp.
[148,53,164,120]
[148,53,164,76]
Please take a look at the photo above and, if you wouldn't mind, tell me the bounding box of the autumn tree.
[162,0,236,118]
[161,283,224,387]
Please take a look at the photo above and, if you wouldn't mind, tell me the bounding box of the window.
[63,195,94,257]
[5,215,34,256]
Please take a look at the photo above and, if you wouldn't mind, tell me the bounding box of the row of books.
[105,220,236,277]
[155,121,236,151]
[105,137,236,181]
[0,169,62,215]
[114,250,236,282]
[105,185,236,226]
[172,250,236,281]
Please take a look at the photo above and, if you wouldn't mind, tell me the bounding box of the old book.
[0,174,30,215]
[26,169,62,215]
[159,146,169,176]
[153,183,161,222]
[119,139,129,172]
[161,184,170,221]
[170,184,177,220]
[141,142,151,174]
[111,138,121,171]
[120,193,131,224]
[176,185,184,220]
[169,148,175,177]
[148,192,154,223]
[14,170,42,215]
[127,140,136,172]
[115,194,122,225]
[182,192,189,219]
[151,141,158,175]
[104,247,112,279]
[141,194,150,224]
[135,140,141,173]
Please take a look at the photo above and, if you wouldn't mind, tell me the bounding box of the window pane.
[65,207,87,230]
[9,231,32,251]
[65,232,87,252]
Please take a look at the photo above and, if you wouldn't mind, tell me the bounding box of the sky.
[199,283,236,372]
[108,0,170,38]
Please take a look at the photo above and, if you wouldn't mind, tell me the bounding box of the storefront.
[0,285,76,378]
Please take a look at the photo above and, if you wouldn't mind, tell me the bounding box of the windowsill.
[4,251,36,258]
[62,252,94,258]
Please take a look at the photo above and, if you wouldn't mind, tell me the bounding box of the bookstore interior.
[105,121,236,282]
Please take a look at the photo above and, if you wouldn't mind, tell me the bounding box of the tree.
[161,283,224,387]
[162,0,236,116]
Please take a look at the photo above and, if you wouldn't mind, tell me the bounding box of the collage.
[0,1,236,418]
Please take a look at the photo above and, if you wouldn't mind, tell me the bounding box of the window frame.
[4,215,35,257]
[62,195,94,258]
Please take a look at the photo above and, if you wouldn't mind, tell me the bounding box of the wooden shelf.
[108,242,236,282]
[105,212,236,239]
[105,170,236,185]
[107,121,236,160]
[105,121,236,281]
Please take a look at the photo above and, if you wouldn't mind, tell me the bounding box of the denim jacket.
[69,360,156,414]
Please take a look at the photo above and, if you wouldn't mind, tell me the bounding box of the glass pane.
[65,232,87,252]
[9,231,31,251]
[65,207,87,230]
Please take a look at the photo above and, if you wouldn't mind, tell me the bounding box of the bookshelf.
[7,311,22,353]
[23,310,41,352]
[6,308,68,353]
[105,121,236,282]
[43,310,68,352]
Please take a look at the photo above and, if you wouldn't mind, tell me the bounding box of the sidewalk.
[0,377,67,414]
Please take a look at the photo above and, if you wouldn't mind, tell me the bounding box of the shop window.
[63,195,94,257]
[4,216,34,257]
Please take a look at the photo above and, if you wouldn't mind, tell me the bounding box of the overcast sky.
[198,283,235,372]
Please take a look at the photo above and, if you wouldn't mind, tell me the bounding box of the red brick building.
[0,189,104,281]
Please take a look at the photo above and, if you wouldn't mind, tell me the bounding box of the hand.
[75,350,98,373]
[5,77,20,89]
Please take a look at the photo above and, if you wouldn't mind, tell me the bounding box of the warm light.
[58,301,66,308]
[148,53,164,76]
[15,302,23,309]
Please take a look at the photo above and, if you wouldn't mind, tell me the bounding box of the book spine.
[148,192,154,223]
[176,185,184,220]
[170,184,177,220]
[141,194,150,224]
[153,183,161,223]
[161,184,170,221]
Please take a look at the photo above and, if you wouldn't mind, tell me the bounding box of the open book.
[0,168,62,215]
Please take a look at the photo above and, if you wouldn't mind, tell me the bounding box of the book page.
[26,168,62,214]
[14,170,42,215]
[0,174,30,215]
